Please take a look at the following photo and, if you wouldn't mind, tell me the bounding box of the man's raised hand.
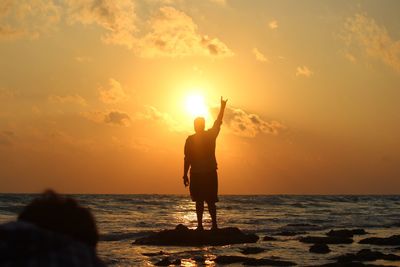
[221,96,228,107]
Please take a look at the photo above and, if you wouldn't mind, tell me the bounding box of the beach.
[1,194,399,266]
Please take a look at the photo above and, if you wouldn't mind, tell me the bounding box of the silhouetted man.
[183,97,227,231]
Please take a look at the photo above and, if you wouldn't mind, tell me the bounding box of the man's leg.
[195,201,204,230]
[207,201,217,230]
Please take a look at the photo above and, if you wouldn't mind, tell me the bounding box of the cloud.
[0,0,60,40]
[104,110,131,126]
[48,94,87,106]
[0,88,15,99]
[221,107,285,138]
[252,48,268,62]
[268,20,278,30]
[98,78,129,104]
[82,110,131,126]
[343,13,400,73]
[0,130,15,146]
[296,66,313,77]
[135,6,233,58]
[136,105,181,131]
[66,0,137,48]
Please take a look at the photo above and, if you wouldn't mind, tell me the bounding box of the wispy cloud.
[136,105,181,131]
[136,6,233,58]
[48,94,87,106]
[296,66,313,77]
[343,13,400,73]
[215,107,285,138]
[0,0,60,40]
[0,130,15,146]
[98,78,129,104]
[66,0,137,48]
[252,48,268,62]
[82,110,131,126]
[268,20,278,30]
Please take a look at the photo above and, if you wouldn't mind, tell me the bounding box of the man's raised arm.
[216,96,228,124]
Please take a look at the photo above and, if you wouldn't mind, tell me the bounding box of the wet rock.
[263,235,277,241]
[326,229,367,238]
[299,236,353,244]
[359,235,400,246]
[318,262,395,267]
[240,247,266,255]
[214,255,252,264]
[192,255,205,262]
[333,249,400,263]
[133,224,259,246]
[155,257,171,266]
[171,259,181,265]
[214,256,296,266]
[142,251,164,256]
[276,231,307,236]
[309,243,330,254]
[243,258,296,266]
[154,257,181,266]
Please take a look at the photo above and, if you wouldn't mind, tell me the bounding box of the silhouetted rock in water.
[317,262,395,267]
[142,251,165,256]
[240,247,266,255]
[276,231,307,236]
[359,235,400,246]
[309,243,331,254]
[326,229,367,238]
[332,249,400,263]
[244,258,296,266]
[214,255,296,266]
[192,255,205,262]
[214,255,252,264]
[299,236,353,244]
[133,224,259,246]
[154,257,181,266]
[263,235,277,241]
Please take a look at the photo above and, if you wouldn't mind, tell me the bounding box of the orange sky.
[0,0,399,194]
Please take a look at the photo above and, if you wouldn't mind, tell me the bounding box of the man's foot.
[195,225,204,231]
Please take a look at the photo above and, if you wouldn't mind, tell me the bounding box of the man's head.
[194,117,205,133]
[18,190,99,247]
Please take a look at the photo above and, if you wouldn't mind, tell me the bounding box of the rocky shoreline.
[134,225,400,266]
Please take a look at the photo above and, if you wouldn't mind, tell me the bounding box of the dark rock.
[171,259,181,265]
[309,243,330,254]
[240,247,266,255]
[333,249,400,263]
[263,235,277,241]
[142,251,164,256]
[243,258,296,266]
[276,231,307,236]
[192,255,205,262]
[214,256,296,266]
[326,229,367,238]
[299,236,353,244]
[155,257,171,266]
[317,262,395,267]
[359,235,400,246]
[214,255,252,264]
[133,225,259,246]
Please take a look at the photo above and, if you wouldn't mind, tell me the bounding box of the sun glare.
[185,93,208,118]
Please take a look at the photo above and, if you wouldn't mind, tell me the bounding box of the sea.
[0,194,399,266]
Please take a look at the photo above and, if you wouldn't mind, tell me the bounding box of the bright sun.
[185,93,208,118]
